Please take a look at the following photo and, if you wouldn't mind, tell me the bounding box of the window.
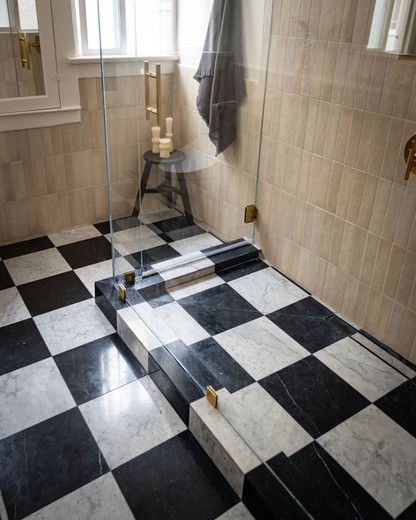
[76,0,176,56]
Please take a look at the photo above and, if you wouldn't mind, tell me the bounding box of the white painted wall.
[177,0,266,78]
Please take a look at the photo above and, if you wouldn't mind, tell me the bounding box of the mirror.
[0,0,45,99]
[368,0,416,55]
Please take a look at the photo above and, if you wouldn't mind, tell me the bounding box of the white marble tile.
[190,397,260,498]
[140,207,182,224]
[170,233,222,255]
[34,298,115,355]
[0,358,75,439]
[352,333,416,379]
[229,267,308,314]
[315,337,407,401]
[217,384,312,461]
[26,473,134,520]
[319,405,416,518]
[108,226,165,256]
[133,301,210,346]
[48,225,101,247]
[79,377,186,469]
[0,287,30,327]
[117,307,162,371]
[214,317,309,380]
[4,249,71,285]
[216,503,255,520]
[168,273,225,300]
[75,257,134,295]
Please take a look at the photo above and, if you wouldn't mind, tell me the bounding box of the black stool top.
[144,150,186,165]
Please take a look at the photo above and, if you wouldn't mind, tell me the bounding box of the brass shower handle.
[404,134,416,180]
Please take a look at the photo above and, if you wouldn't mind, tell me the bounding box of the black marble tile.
[0,408,109,520]
[266,442,390,520]
[219,258,268,282]
[93,220,111,234]
[0,319,50,376]
[0,236,54,260]
[203,240,259,271]
[243,463,310,520]
[166,340,223,391]
[327,315,357,335]
[19,271,92,316]
[54,334,146,405]
[150,216,205,240]
[0,261,14,290]
[188,337,255,393]
[268,302,347,353]
[167,224,206,242]
[126,244,181,269]
[138,284,174,308]
[178,284,262,335]
[149,369,190,425]
[58,236,113,269]
[271,296,334,319]
[112,216,141,232]
[113,430,239,520]
[150,346,204,403]
[259,356,369,437]
[375,380,416,438]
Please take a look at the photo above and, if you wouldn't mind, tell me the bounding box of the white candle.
[152,126,161,153]
[159,138,171,158]
[166,116,174,152]
[166,117,173,134]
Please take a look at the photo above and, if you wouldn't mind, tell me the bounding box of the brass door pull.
[404,134,416,180]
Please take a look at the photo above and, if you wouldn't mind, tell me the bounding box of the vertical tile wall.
[0,74,172,244]
[254,0,416,361]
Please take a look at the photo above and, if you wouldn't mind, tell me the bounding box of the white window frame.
[77,0,127,56]
[0,0,60,114]
[0,0,81,131]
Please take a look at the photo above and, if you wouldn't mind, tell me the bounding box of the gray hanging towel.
[194,0,246,156]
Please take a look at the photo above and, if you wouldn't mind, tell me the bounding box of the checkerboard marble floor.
[0,214,249,520]
[132,260,416,519]
[1,210,416,518]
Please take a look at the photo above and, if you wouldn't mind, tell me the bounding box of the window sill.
[0,106,81,132]
[67,53,179,64]
[69,54,178,78]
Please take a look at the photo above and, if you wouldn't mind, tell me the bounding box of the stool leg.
[177,172,194,225]
[165,166,173,206]
[132,160,152,217]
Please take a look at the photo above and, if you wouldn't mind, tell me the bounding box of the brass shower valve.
[404,134,416,180]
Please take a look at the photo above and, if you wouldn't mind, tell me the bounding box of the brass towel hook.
[404,133,416,180]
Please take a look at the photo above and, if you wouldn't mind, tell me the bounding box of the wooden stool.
[132,150,193,224]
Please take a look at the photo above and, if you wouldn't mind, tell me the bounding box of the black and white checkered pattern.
[117,255,416,519]
[1,213,416,519]
[0,216,249,520]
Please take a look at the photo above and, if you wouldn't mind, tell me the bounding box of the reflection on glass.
[0,0,45,99]
[368,0,416,55]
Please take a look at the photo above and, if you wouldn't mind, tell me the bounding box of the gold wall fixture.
[206,386,218,408]
[404,133,416,180]
[118,283,127,302]
[123,270,136,285]
[17,32,41,70]
[18,31,30,70]
[144,61,161,126]
[244,204,258,223]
